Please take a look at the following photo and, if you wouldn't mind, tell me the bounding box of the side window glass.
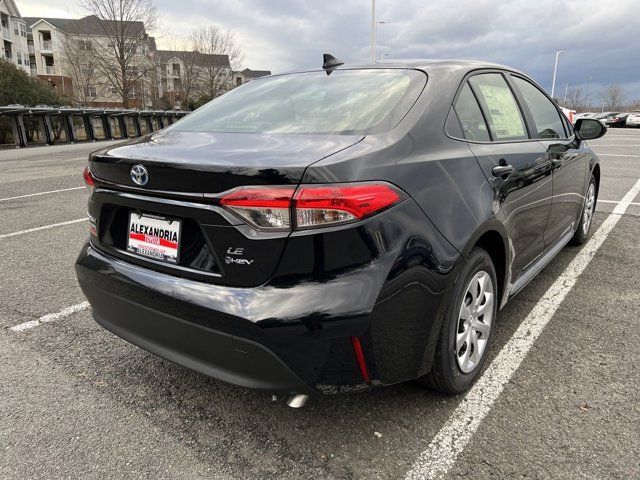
[452,83,490,141]
[469,74,528,141]
[512,76,567,139]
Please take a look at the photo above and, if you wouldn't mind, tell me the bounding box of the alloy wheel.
[583,183,595,235]
[456,270,494,373]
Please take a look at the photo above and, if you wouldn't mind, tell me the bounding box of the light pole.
[371,0,376,62]
[585,74,592,111]
[371,1,387,62]
[550,50,564,99]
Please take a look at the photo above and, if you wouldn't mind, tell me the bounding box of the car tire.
[569,174,597,246]
[420,247,497,394]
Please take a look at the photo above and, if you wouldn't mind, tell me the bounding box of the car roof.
[277,59,526,77]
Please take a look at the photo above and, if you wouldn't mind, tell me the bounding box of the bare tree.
[564,86,587,112]
[193,25,243,101]
[600,84,628,111]
[60,37,102,106]
[165,33,202,108]
[79,0,158,107]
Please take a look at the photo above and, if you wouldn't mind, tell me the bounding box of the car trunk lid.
[89,130,364,193]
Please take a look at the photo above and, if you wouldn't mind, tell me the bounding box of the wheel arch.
[461,221,510,309]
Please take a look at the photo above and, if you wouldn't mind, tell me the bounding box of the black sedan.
[76,58,605,407]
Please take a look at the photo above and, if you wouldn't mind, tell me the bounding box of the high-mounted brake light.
[219,182,404,231]
[83,166,95,193]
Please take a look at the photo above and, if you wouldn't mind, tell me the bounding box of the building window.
[109,86,118,94]
[20,24,26,37]
[80,64,94,76]
[236,77,242,87]
[85,87,97,98]
[14,25,19,36]
[17,52,22,64]
[78,40,92,51]
[25,58,29,67]
[127,89,137,99]
[172,63,180,76]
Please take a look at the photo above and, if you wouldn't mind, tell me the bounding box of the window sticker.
[477,84,526,139]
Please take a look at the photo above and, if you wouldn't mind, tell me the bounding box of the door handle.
[492,164,514,177]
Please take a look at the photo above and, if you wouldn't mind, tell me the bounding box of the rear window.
[170,69,426,135]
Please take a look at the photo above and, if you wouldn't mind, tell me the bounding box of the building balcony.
[28,44,34,54]
[30,67,37,76]
[41,40,52,51]
[45,65,56,75]
[2,26,13,41]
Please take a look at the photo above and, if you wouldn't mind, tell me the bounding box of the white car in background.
[626,111,640,127]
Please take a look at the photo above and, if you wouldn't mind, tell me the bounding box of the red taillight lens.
[220,186,296,230]
[83,166,95,193]
[294,183,402,228]
[219,182,404,231]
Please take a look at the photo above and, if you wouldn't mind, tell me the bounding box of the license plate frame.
[127,212,182,264]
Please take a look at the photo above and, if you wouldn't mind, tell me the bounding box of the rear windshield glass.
[170,69,426,135]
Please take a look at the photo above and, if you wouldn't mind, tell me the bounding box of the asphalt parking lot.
[1,130,639,480]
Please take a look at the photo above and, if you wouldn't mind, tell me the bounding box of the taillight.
[219,182,404,231]
[294,182,403,228]
[83,166,95,193]
[220,186,296,230]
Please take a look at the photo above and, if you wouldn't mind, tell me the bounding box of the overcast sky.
[19,0,640,105]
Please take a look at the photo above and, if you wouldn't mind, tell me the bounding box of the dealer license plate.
[127,212,181,264]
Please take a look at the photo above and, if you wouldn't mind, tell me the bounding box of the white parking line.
[405,177,640,480]
[10,301,90,332]
[0,186,84,202]
[597,154,639,157]
[0,218,85,240]
[598,199,640,206]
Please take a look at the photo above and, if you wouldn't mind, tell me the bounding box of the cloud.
[18,0,640,102]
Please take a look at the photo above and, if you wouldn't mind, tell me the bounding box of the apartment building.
[1,0,30,74]
[153,50,232,108]
[236,68,272,86]
[5,1,270,109]
[21,14,155,107]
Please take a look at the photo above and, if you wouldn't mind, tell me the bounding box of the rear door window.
[452,83,490,141]
[469,74,528,141]
[511,76,567,139]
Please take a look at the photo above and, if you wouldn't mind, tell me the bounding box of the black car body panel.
[89,131,365,191]
[76,60,601,395]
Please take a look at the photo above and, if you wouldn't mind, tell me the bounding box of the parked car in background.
[607,113,630,128]
[626,111,640,127]
[594,112,619,126]
[76,59,606,405]
[574,112,595,120]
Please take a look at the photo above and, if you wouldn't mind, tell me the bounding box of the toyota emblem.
[130,164,149,186]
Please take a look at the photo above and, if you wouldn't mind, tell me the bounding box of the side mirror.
[574,118,606,141]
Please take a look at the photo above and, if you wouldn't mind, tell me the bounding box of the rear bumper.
[76,199,460,395]
[88,281,315,394]
[77,242,379,395]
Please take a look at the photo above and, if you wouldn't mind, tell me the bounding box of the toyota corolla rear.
[75,67,459,397]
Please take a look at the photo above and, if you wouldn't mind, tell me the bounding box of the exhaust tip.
[286,394,309,408]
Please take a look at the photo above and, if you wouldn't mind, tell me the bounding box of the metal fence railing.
[0,105,189,148]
